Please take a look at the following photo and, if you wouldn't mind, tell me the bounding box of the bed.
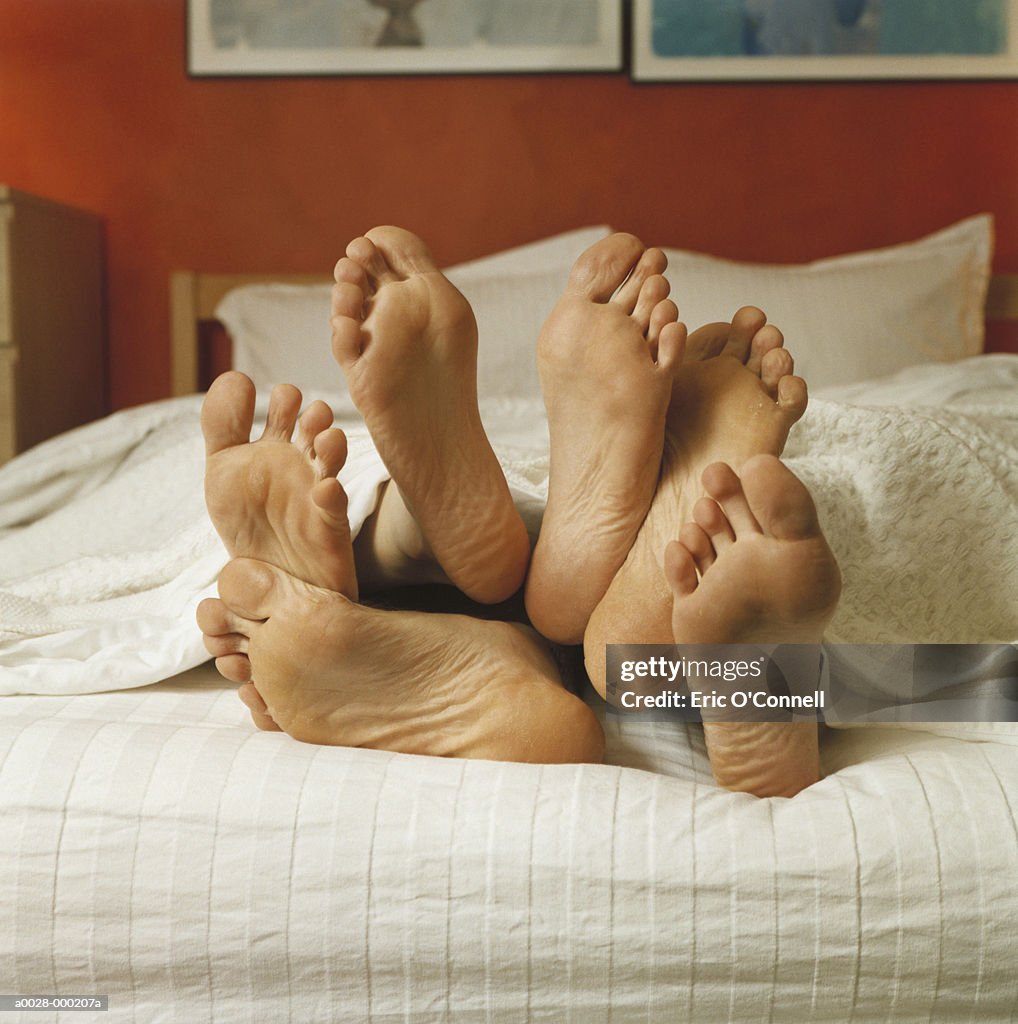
[2,219,1018,1023]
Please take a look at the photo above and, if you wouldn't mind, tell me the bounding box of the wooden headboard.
[169,269,1018,396]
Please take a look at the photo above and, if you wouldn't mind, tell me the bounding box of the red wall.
[2,0,1017,410]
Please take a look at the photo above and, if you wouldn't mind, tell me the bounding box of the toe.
[203,632,249,658]
[777,375,808,423]
[202,371,255,455]
[197,596,245,636]
[611,246,667,313]
[701,462,762,538]
[746,323,784,376]
[632,274,671,333]
[312,477,352,531]
[364,225,438,277]
[346,235,394,283]
[331,315,365,367]
[740,455,819,541]
[656,320,687,371]
[664,540,698,599]
[218,557,332,622]
[723,306,767,364]
[679,522,715,574]
[215,654,252,683]
[761,347,793,398]
[313,426,348,478]
[567,232,645,302]
[297,401,334,454]
[648,298,678,347]
[217,558,282,620]
[333,256,367,289]
[331,281,365,321]
[261,384,302,442]
[693,495,735,551]
[683,322,729,363]
[239,683,284,731]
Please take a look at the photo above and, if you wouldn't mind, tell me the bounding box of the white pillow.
[215,216,992,401]
[662,214,992,391]
[215,226,611,401]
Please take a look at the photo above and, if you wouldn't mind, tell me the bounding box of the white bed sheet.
[2,665,1017,1023]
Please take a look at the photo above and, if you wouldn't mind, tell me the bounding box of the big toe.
[202,371,255,455]
[364,225,438,276]
[218,557,296,620]
[739,455,820,541]
[567,232,645,302]
[723,306,767,363]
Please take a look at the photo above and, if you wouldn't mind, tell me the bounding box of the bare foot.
[665,455,841,796]
[583,351,809,695]
[198,558,605,763]
[524,233,687,644]
[666,456,841,645]
[202,371,357,597]
[683,306,785,368]
[331,226,530,604]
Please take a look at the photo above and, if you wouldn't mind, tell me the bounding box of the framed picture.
[188,0,623,76]
[632,0,1018,81]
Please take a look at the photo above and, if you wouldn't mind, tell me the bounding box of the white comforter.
[2,356,1017,698]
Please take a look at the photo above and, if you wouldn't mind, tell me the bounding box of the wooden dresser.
[0,186,106,465]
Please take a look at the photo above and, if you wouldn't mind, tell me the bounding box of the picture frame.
[188,0,624,77]
[632,0,1018,81]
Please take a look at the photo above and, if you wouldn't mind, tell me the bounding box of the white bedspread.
[2,357,1017,701]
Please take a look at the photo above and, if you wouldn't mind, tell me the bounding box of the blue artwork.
[652,0,1009,58]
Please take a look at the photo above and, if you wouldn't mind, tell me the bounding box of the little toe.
[331,281,365,321]
[665,540,699,599]
[313,426,348,478]
[740,454,820,540]
[745,323,784,376]
[701,462,762,538]
[312,477,352,530]
[261,384,302,442]
[239,683,284,731]
[567,232,645,302]
[216,654,252,683]
[612,246,667,313]
[648,298,678,345]
[777,375,808,423]
[693,495,735,551]
[333,257,367,289]
[297,401,334,453]
[723,306,767,363]
[761,347,793,398]
[679,521,715,574]
[632,274,671,333]
[346,235,394,283]
[656,319,687,370]
[202,371,256,455]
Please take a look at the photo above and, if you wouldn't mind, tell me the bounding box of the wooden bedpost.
[170,271,198,396]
